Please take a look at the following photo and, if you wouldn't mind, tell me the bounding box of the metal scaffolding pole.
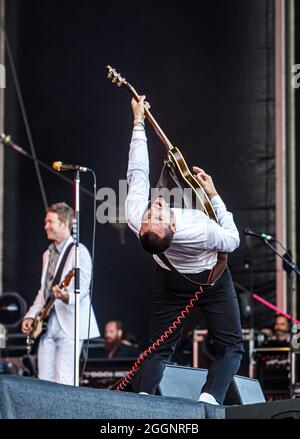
[276,0,299,397]
[275,0,288,312]
[275,0,297,317]
[286,0,297,321]
[0,0,5,296]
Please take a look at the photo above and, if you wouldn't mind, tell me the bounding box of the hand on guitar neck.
[131,95,150,121]
[192,166,218,200]
[52,284,69,304]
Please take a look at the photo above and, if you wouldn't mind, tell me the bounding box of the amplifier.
[80,358,134,389]
[253,346,290,399]
[193,329,255,378]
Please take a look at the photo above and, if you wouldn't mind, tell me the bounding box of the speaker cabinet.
[226,398,300,419]
[158,364,265,405]
[224,374,266,405]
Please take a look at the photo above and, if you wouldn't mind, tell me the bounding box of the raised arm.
[125,96,151,234]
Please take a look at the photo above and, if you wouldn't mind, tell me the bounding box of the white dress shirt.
[125,129,240,273]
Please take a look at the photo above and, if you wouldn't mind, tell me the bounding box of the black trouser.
[133,265,244,404]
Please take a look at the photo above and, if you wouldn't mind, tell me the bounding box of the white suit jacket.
[24,235,100,340]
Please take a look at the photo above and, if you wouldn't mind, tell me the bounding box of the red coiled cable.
[116,285,204,391]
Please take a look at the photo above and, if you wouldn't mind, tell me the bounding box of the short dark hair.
[139,226,174,254]
[106,320,123,331]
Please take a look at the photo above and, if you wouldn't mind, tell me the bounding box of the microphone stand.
[262,239,300,277]
[243,238,255,378]
[0,133,94,199]
[73,171,80,387]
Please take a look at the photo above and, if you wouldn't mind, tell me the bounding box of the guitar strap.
[154,159,194,209]
[155,160,228,287]
[157,252,228,287]
[50,243,74,290]
[157,159,177,189]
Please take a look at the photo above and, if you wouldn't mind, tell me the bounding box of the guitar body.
[26,307,51,352]
[30,316,45,340]
[26,268,75,353]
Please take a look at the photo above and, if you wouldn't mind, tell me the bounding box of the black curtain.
[4,0,275,343]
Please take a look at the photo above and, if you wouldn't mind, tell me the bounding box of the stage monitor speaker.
[158,364,265,405]
[226,398,300,419]
[224,374,265,405]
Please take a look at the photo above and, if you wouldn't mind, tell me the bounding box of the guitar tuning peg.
[117,81,122,87]
[112,77,117,83]
[107,72,112,79]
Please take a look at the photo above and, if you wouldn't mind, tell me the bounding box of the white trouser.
[37,312,83,385]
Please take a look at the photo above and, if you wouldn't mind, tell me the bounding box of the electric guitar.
[106,65,218,222]
[26,268,75,352]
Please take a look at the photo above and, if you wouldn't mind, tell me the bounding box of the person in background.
[273,315,290,343]
[104,320,141,358]
[257,316,291,346]
[21,202,100,385]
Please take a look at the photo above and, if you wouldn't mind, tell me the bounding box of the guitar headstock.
[105,65,138,99]
[106,65,127,88]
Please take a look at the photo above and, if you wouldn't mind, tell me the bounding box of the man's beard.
[105,339,120,351]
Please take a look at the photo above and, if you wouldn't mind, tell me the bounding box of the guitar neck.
[128,85,174,152]
[39,295,56,320]
[40,275,69,319]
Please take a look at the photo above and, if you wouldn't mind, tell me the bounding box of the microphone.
[52,161,88,172]
[243,228,274,241]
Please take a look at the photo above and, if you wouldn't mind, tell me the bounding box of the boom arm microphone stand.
[243,236,256,378]
[0,133,94,199]
[262,239,300,277]
[54,164,91,387]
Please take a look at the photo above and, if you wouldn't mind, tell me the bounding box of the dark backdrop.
[4,0,276,344]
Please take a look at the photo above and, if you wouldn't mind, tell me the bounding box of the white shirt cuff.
[210,195,226,209]
[131,129,147,141]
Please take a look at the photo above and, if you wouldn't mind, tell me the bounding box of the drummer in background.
[273,315,290,343]
[257,315,290,346]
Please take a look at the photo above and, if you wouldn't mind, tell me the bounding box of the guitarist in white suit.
[21,202,100,385]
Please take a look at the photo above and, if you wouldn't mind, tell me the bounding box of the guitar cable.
[115,269,215,392]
